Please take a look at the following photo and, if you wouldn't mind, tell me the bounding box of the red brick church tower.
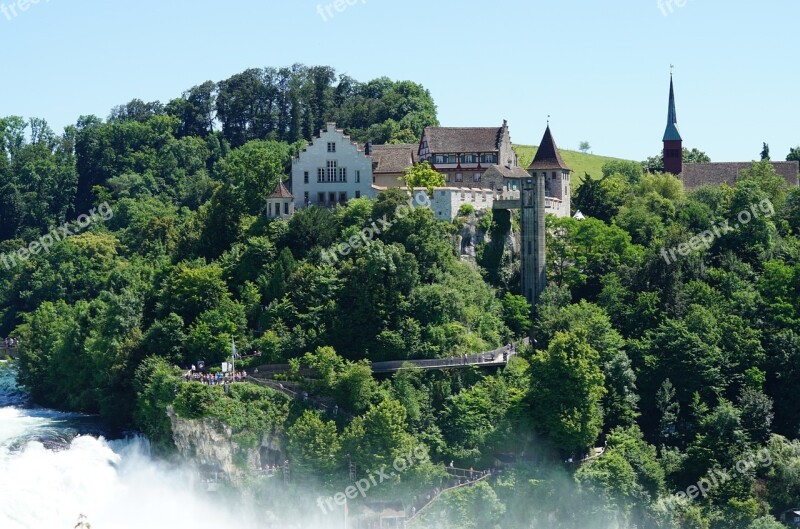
[663,74,683,175]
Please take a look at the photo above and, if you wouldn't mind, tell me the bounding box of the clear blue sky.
[2,0,798,163]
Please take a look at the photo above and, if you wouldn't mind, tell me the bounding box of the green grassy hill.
[514,145,633,186]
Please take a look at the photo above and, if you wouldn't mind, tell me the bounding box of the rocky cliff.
[167,406,282,480]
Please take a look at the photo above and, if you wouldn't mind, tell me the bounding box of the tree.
[286,410,341,480]
[787,146,800,163]
[641,147,710,172]
[528,330,606,455]
[579,141,591,153]
[572,173,631,223]
[604,352,640,429]
[761,142,771,161]
[402,161,445,194]
[342,398,416,472]
[156,261,231,325]
[738,388,774,444]
[216,140,287,214]
[502,293,531,337]
[655,379,680,444]
[603,160,644,184]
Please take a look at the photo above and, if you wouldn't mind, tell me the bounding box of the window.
[327,142,336,153]
[304,171,309,184]
[455,173,463,182]
[317,168,325,183]
[445,173,451,183]
[268,203,273,217]
[304,192,309,205]
[339,192,347,204]
[355,170,361,183]
[435,155,444,164]
[355,191,361,199]
[528,241,532,255]
[552,172,557,179]
[284,202,289,215]
[317,192,325,206]
[473,173,482,182]
[447,155,457,164]
[327,160,337,182]
[329,192,336,206]
[462,154,476,164]
[339,167,347,182]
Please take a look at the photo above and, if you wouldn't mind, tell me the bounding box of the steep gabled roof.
[663,75,682,142]
[370,144,418,174]
[528,126,571,171]
[268,180,294,199]
[423,126,503,153]
[482,164,530,180]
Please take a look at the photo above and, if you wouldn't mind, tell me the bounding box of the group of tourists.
[257,463,285,476]
[184,370,248,385]
[2,337,19,349]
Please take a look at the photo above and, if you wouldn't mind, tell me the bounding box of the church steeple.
[663,75,682,142]
[663,72,683,175]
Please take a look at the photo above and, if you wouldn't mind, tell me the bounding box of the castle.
[282,121,571,223]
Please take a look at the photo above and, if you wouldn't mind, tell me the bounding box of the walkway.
[246,376,355,420]
[404,466,493,526]
[252,338,529,377]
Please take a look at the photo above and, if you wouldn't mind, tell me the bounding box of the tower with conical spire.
[520,125,572,311]
[663,73,683,175]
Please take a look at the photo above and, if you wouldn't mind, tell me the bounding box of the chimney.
[365,140,372,156]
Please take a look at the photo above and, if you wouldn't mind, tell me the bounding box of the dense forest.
[3,64,800,528]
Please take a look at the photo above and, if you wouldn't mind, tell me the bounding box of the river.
[0,361,271,529]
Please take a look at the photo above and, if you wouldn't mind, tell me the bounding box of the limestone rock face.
[167,406,282,480]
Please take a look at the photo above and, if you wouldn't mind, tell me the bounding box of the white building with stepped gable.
[291,123,376,209]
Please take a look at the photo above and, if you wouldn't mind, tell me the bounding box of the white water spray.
[0,365,269,529]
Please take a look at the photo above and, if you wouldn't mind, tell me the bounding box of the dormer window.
[327,142,336,153]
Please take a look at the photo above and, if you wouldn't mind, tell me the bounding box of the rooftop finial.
[547,114,550,126]
[670,64,674,76]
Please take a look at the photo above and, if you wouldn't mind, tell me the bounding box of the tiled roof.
[268,180,294,199]
[528,126,571,171]
[370,144,418,174]
[681,161,799,190]
[482,164,530,180]
[423,126,503,153]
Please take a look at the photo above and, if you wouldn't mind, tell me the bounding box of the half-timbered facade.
[418,121,518,187]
